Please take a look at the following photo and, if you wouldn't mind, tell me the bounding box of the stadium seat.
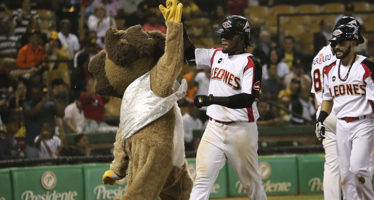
[271,4,296,15]
[353,2,373,12]
[297,4,322,14]
[298,32,314,55]
[263,15,277,26]
[246,6,269,19]
[288,16,312,25]
[282,23,305,37]
[322,3,345,13]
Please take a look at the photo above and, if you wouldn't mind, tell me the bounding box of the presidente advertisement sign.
[0,169,12,200]
[227,155,298,196]
[11,165,84,200]
[83,163,127,200]
[297,154,324,194]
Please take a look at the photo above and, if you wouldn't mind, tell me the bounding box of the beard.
[335,45,351,59]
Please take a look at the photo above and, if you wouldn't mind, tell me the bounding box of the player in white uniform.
[316,17,374,200]
[184,15,267,200]
[311,44,340,200]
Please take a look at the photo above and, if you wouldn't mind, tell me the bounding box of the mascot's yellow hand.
[159,0,183,22]
[102,169,120,185]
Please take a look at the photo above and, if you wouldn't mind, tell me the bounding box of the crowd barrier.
[0,154,328,200]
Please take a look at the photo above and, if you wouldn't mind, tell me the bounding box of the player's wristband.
[317,111,329,123]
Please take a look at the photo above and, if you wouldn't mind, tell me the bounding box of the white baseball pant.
[317,109,341,200]
[189,120,267,200]
[336,118,374,200]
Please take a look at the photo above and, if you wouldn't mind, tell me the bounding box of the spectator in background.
[256,101,284,126]
[0,17,18,59]
[34,121,62,158]
[88,3,116,49]
[16,31,45,70]
[284,58,311,89]
[0,124,21,160]
[257,30,273,57]
[119,0,144,16]
[88,0,122,18]
[71,37,98,92]
[64,92,85,134]
[80,78,106,133]
[8,77,28,109]
[194,68,210,123]
[313,20,332,54]
[58,19,80,56]
[59,134,91,156]
[22,82,64,158]
[124,2,147,28]
[278,78,301,118]
[19,14,47,48]
[226,0,248,15]
[142,12,166,34]
[55,0,80,35]
[289,85,315,124]
[182,104,203,151]
[261,63,285,101]
[262,48,289,81]
[278,35,303,70]
[12,0,39,41]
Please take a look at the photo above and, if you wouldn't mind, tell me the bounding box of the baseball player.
[184,15,267,200]
[311,43,340,200]
[316,17,374,200]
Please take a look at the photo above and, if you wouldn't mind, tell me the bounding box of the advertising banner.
[0,169,12,200]
[297,154,324,194]
[227,155,298,196]
[11,165,84,200]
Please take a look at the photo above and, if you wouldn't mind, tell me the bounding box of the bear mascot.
[87,0,194,199]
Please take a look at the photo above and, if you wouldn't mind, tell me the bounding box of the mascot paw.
[102,169,121,185]
[159,0,183,22]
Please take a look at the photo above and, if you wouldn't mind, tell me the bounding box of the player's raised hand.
[315,121,325,141]
[194,95,214,108]
[102,169,121,185]
[159,0,183,22]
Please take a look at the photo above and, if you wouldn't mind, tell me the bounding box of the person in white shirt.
[182,105,203,151]
[64,93,85,134]
[58,19,80,56]
[194,68,210,122]
[34,122,62,159]
[87,3,116,49]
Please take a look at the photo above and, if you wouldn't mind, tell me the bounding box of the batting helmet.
[330,16,364,44]
[217,15,251,45]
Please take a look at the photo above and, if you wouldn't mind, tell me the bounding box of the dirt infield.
[211,195,323,200]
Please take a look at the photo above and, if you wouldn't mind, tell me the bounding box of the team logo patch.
[222,21,232,29]
[332,76,336,82]
[41,171,57,190]
[333,29,343,36]
[254,81,261,91]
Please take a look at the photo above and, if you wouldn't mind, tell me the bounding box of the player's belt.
[339,115,372,123]
[209,118,235,125]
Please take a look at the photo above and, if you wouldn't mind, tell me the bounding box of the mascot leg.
[159,161,193,200]
[121,129,174,200]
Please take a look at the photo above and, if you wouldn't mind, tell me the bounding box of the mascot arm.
[151,0,183,97]
[109,125,129,177]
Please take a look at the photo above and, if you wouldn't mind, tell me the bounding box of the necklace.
[338,55,356,81]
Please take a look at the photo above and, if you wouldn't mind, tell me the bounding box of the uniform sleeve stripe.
[323,63,335,78]
[361,59,374,81]
[244,57,255,73]
[362,63,373,81]
[210,48,222,68]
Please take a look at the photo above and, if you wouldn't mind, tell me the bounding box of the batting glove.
[194,95,214,108]
[315,121,326,141]
[102,169,121,185]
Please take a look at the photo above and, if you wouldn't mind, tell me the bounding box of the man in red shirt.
[16,31,45,69]
[80,78,106,122]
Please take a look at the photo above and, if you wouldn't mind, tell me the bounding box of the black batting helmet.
[330,16,364,44]
[217,15,251,45]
